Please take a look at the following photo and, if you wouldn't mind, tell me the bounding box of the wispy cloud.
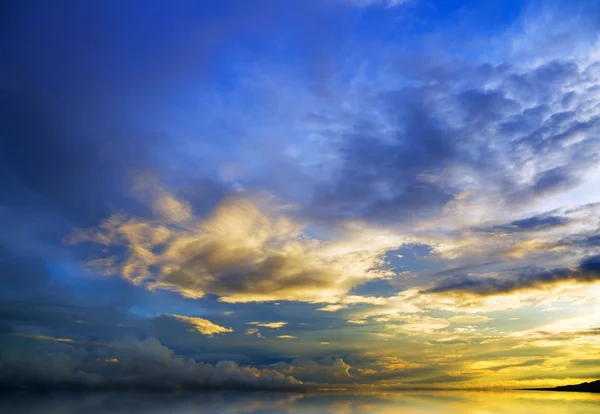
[248,321,287,329]
[423,255,600,296]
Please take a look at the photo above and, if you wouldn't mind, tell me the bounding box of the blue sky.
[1,0,600,390]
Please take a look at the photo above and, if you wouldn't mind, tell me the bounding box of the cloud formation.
[166,314,233,335]
[424,255,600,296]
[0,336,304,391]
[2,0,600,391]
[248,322,287,329]
[71,189,395,304]
[306,55,600,227]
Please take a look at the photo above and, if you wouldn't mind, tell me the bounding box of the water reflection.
[1,390,599,413]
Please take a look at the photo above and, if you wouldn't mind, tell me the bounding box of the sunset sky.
[1,0,599,391]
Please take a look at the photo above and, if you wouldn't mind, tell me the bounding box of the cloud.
[166,314,233,335]
[301,41,600,229]
[501,238,567,259]
[245,328,263,338]
[316,296,387,312]
[448,315,492,324]
[4,0,600,392]
[14,334,74,344]
[71,190,395,304]
[247,321,287,329]
[423,255,600,296]
[478,214,571,234]
[478,358,546,372]
[385,315,451,334]
[269,357,352,383]
[348,319,367,325]
[0,336,305,391]
[514,308,600,340]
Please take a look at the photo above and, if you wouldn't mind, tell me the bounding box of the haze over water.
[3,391,600,414]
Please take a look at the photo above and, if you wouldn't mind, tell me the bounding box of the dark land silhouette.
[521,380,600,393]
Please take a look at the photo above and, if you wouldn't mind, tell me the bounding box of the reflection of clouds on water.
[1,391,599,414]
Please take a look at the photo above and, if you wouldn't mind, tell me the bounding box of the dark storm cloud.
[423,255,600,296]
[307,57,600,224]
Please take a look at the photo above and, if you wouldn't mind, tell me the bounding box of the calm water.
[1,390,599,413]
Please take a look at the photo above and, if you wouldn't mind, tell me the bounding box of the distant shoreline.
[517,380,600,394]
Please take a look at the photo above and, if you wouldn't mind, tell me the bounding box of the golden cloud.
[167,314,233,335]
[70,185,399,304]
[248,321,287,329]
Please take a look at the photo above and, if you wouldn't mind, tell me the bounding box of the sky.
[1,0,599,391]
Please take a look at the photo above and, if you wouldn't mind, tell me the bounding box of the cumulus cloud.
[0,336,305,391]
[70,191,395,304]
[166,314,233,335]
[269,357,352,383]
